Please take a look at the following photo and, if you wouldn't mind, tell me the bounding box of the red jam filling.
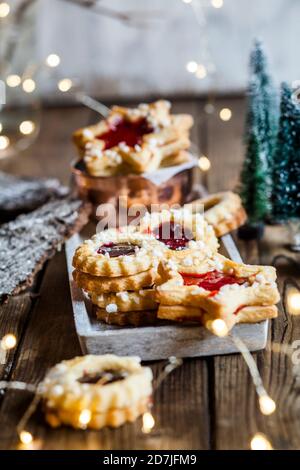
[153,221,193,251]
[180,270,247,294]
[97,242,136,258]
[97,117,153,150]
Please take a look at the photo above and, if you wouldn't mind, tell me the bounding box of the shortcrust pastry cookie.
[140,208,219,265]
[72,228,165,277]
[73,267,159,294]
[91,289,157,312]
[41,355,152,430]
[156,254,280,330]
[95,307,158,327]
[73,100,193,176]
[158,305,278,328]
[186,191,247,237]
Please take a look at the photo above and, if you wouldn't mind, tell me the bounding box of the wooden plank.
[0,294,32,381]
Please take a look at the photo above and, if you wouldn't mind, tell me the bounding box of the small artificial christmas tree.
[272,82,300,221]
[239,39,278,239]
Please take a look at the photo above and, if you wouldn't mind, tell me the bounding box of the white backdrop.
[34,0,300,99]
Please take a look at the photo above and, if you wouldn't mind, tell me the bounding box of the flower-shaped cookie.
[156,254,280,331]
[140,208,219,266]
[73,100,193,175]
[73,227,165,277]
[186,191,247,237]
[41,355,153,429]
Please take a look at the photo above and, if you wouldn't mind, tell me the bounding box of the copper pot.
[71,159,205,220]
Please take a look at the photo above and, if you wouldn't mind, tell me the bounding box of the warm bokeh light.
[22,79,36,93]
[78,409,91,427]
[19,431,33,445]
[250,433,273,450]
[219,108,232,121]
[46,54,61,68]
[195,64,207,79]
[259,395,276,416]
[211,0,224,9]
[1,334,17,350]
[0,135,10,150]
[0,122,2,133]
[186,61,198,73]
[58,78,73,92]
[142,412,155,434]
[0,2,10,18]
[198,155,211,171]
[210,319,228,337]
[6,74,21,88]
[287,291,300,315]
[19,120,35,135]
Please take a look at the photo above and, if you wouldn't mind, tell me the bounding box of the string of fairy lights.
[2,284,300,451]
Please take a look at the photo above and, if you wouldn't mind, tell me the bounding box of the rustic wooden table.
[0,98,299,450]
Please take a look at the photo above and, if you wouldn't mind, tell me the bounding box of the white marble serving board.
[65,233,268,360]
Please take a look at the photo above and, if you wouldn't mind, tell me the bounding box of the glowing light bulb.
[0,2,10,18]
[219,108,232,121]
[195,64,207,79]
[0,135,9,150]
[22,79,36,93]
[211,0,223,8]
[19,120,35,135]
[198,155,211,171]
[259,395,276,415]
[250,433,273,450]
[186,61,198,73]
[142,412,155,434]
[6,74,21,88]
[1,334,17,350]
[287,291,300,315]
[19,431,33,445]
[78,409,91,427]
[58,78,73,92]
[46,54,61,68]
[210,319,228,337]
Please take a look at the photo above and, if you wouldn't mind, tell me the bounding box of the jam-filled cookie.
[156,254,280,331]
[41,355,153,430]
[140,208,219,266]
[90,289,157,313]
[186,191,247,237]
[73,267,159,294]
[72,228,165,277]
[95,307,158,327]
[73,100,193,176]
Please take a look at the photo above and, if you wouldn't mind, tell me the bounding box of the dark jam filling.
[97,242,136,258]
[153,221,194,251]
[97,117,153,150]
[180,270,247,294]
[78,370,128,386]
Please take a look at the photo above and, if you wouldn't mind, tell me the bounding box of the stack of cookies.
[73,100,193,176]
[72,194,280,333]
[72,228,164,326]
